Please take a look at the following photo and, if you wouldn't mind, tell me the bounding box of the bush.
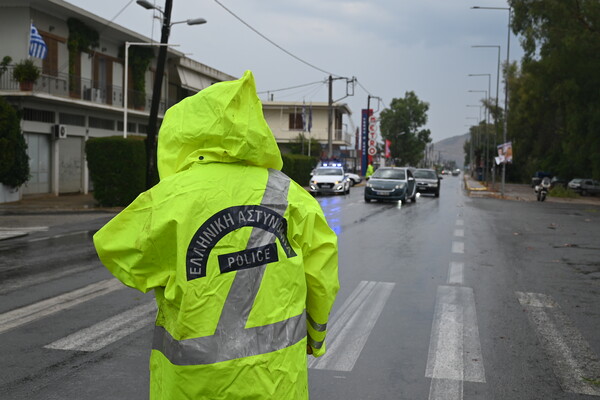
[549,186,578,198]
[281,154,317,187]
[85,136,146,206]
[12,59,40,83]
[0,98,29,188]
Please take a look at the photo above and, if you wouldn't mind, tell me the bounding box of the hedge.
[0,98,29,188]
[281,154,317,187]
[85,136,146,207]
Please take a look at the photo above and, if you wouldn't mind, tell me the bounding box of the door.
[23,133,51,194]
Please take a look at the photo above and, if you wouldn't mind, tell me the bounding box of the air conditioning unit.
[52,124,67,140]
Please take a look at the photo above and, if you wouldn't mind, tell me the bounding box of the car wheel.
[364,196,371,203]
[350,179,355,187]
[411,191,417,202]
[435,189,440,198]
[581,190,588,196]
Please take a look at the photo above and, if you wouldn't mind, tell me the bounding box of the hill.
[431,133,468,169]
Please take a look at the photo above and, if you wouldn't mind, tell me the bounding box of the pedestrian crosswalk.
[1,261,599,397]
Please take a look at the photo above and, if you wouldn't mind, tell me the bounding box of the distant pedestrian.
[93,71,339,399]
[366,162,374,179]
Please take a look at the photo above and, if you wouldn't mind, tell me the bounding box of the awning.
[176,66,213,92]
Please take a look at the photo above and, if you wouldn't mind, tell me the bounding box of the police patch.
[186,205,296,280]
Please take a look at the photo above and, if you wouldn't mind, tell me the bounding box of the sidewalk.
[463,174,600,204]
[0,193,121,241]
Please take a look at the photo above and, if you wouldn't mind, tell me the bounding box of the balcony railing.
[0,66,172,113]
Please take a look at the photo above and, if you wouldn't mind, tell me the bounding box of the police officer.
[94,71,339,399]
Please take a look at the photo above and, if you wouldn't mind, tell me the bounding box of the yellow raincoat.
[93,71,339,399]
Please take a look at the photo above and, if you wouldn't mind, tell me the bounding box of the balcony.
[0,66,172,113]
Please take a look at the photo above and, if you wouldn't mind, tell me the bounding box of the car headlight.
[312,180,318,185]
[395,183,406,189]
[334,180,340,185]
[366,182,373,188]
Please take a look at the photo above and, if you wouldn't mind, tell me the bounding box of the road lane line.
[456,219,464,226]
[28,230,90,243]
[426,286,485,383]
[454,229,464,237]
[447,262,464,285]
[0,279,123,334]
[516,292,600,396]
[45,302,156,352]
[309,281,395,371]
[451,241,464,254]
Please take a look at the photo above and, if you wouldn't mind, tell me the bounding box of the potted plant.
[12,59,40,91]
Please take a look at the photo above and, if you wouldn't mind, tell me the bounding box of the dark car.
[364,167,417,203]
[414,168,441,197]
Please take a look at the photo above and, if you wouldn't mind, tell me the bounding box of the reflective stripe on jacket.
[93,71,339,400]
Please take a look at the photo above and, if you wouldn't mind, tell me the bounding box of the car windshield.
[372,169,406,180]
[414,170,437,179]
[315,168,343,176]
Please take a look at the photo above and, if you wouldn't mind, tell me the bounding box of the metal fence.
[0,66,168,113]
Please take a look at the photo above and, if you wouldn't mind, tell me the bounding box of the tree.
[0,97,29,188]
[506,0,600,181]
[379,91,431,166]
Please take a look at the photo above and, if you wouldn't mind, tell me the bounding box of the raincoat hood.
[157,70,283,180]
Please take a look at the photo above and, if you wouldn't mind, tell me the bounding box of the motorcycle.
[535,177,551,202]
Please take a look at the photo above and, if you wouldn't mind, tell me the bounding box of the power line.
[213,0,340,77]
[257,80,325,95]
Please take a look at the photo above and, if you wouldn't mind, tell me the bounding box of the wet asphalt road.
[1,176,599,399]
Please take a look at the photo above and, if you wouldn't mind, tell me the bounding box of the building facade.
[0,0,235,200]
[262,101,354,160]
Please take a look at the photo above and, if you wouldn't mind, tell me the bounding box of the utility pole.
[145,0,173,189]
[327,75,333,159]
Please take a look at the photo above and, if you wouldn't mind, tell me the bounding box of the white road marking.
[454,229,464,237]
[516,292,600,396]
[45,302,156,352]
[28,230,89,243]
[456,219,464,226]
[0,264,95,295]
[426,286,486,383]
[452,241,464,254]
[0,279,123,334]
[0,226,48,232]
[309,281,395,372]
[447,262,464,285]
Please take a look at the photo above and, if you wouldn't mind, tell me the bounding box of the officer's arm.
[301,209,340,357]
[93,190,169,293]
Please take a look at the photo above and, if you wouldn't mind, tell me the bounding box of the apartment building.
[0,0,235,200]
[262,100,354,160]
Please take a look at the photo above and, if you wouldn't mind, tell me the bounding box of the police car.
[308,164,351,195]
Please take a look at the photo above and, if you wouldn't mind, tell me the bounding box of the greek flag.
[29,23,47,59]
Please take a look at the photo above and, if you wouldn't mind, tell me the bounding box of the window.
[89,117,114,130]
[59,113,85,126]
[23,108,55,123]
[288,112,304,130]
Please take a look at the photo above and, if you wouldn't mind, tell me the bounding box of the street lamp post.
[472,45,501,187]
[123,42,179,139]
[468,75,491,182]
[472,6,511,196]
[137,0,206,188]
[468,91,486,180]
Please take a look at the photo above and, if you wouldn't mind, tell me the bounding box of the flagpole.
[28,20,33,59]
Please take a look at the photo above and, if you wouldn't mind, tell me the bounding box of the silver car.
[308,167,351,195]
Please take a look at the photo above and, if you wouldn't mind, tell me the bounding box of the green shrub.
[281,154,317,187]
[549,186,578,198]
[85,136,146,206]
[12,59,40,83]
[0,98,29,188]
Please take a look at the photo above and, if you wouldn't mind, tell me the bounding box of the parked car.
[308,166,351,195]
[568,178,584,191]
[414,168,441,197]
[574,179,600,196]
[346,172,362,186]
[550,176,568,189]
[364,167,417,203]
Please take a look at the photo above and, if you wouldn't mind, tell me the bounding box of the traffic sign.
[369,115,377,124]
[369,139,376,147]
[368,147,376,156]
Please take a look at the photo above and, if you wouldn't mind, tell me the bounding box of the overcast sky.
[67,0,522,143]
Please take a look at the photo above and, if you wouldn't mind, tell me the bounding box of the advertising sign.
[361,109,372,175]
[495,141,513,164]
